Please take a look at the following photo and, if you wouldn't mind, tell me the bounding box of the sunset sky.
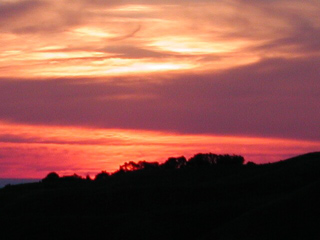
[1,0,320,178]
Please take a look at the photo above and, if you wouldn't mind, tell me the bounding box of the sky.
[0,0,320,178]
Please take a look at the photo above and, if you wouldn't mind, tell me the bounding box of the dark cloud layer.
[0,0,44,21]
[1,56,319,140]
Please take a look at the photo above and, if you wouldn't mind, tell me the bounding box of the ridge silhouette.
[0,152,319,240]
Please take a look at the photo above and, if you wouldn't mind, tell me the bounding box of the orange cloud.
[1,0,319,78]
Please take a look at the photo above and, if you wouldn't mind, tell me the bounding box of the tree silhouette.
[187,153,245,167]
[119,161,159,172]
[60,173,83,182]
[43,172,59,183]
[162,156,187,169]
[95,171,110,181]
[246,161,257,166]
[187,153,218,167]
[216,154,244,165]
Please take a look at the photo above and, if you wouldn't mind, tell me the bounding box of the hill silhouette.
[0,152,319,239]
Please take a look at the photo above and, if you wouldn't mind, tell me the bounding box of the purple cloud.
[0,0,44,21]
[0,56,319,140]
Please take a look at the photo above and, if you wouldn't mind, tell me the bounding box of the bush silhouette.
[60,174,83,182]
[162,156,187,169]
[95,171,110,181]
[247,161,257,166]
[116,153,245,173]
[43,172,59,183]
[216,154,245,165]
[119,161,159,172]
[187,153,218,167]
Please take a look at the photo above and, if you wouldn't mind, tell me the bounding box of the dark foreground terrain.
[1,152,320,240]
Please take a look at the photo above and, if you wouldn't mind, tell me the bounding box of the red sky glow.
[0,0,319,178]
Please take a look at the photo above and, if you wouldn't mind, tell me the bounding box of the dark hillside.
[205,152,320,240]
[0,152,319,240]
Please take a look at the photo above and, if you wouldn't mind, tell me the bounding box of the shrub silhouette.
[162,156,187,169]
[141,161,160,170]
[116,153,245,173]
[119,161,159,172]
[187,153,218,167]
[95,171,110,181]
[187,153,245,167]
[246,161,257,166]
[86,175,92,181]
[43,172,59,183]
[60,174,83,182]
[216,154,245,165]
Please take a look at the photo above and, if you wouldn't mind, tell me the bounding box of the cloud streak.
[0,56,319,140]
[1,121,320,178]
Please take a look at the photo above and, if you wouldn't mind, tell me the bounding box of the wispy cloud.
[1,0,319,77]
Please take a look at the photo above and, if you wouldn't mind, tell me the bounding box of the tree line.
[43,153,249,183]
